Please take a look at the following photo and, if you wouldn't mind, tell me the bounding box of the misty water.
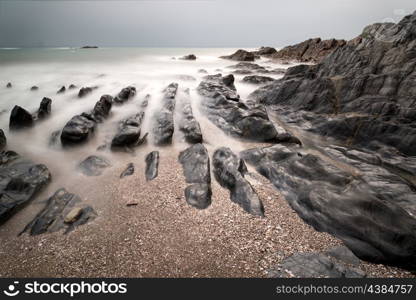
[0,47,295,232]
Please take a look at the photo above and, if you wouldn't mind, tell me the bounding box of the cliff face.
[252,11,416,156]
[246,12,416,270]
[271,38,346,63]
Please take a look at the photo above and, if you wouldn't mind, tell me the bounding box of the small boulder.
[37,97,52,119]
[9,105,34,130]
[57,86,66,94]
[220,49,256,61]
[30,86,39,91]
[78,155,111,176]
[6,82,12,88]
[242,75,275,85]
[120,163,134,178]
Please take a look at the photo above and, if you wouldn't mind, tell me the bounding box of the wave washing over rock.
[0,13,415,277]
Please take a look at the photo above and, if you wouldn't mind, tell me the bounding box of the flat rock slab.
[145,151,159,181]
[78,155,111,176]
[197,74,283,142]
[268,252,365,278]
[178,143,212,209]
[212,147,264,216]
[0,150,51,225]
[21,188,96,235]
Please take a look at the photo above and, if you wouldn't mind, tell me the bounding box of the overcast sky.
[0,0,415,48]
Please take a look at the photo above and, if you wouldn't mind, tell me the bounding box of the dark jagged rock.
[0,130,6,150]
[68,84,77,90]
[30,86,39,91]
[78,155,111,176]
[60,114,96,145]
[0,150,51,224]
[252,46,277,56]
[220,49,256,61]
[145,151,159,181]
[152,83,178,145]
[111,112,144,148]
[212,147,264,216]
[21,188,96,235]
[240,144,416,269]
[325,246,361,266]
[227,62,268,73]
[78,86,97,98]
[49,130,60,146]
[57,86,66,94]
[180,54,197,60]
[120,163,134,178]
[37,97,52,119]
[9,105,34,130]
[92,94,112,122]
[61,95,112,146]
[114,86,136,104]
[251,11,416,157]
[197,74,286,142]
[242,75,274,85]
[271,38,346,63]
[178,91,203,144]
[268,252,365,278]
[6,82,12,88]
[176,75,196,81]
[178,144,211,209]
[141,94,151,108]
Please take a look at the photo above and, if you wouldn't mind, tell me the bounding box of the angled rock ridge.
[251,10,416,156]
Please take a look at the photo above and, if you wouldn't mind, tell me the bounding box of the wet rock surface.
[145,151,159,181]
[37,97,52,119]
[60,95,113,145]
[178,90,203,144]
[78,86,97,98]
[197,74,290,142]
[0,150,51,224]
[152,83,178,145]
[213,147,264,216]
[271,37,346,63]
[21,188,96,235]
[111,112,144,148]
[251,46,277,56]
[242,75,275,85]
[9,105,34,130]
[180,54,197,60]
[268,251,366,278]
[220,49,256,61]
[78,155,111,176]
[114,86,136,104]
[179,144,212,209]
[0,130,6,150]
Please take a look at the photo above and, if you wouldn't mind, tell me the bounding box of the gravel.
[0,149,414,278]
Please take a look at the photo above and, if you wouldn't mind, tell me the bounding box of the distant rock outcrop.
[220,49,256,61]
